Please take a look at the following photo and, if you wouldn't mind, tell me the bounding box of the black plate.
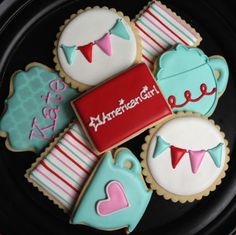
[0,0,236,234]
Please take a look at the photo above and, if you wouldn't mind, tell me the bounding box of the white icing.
[57,8,137,86]
[147,116,226,196]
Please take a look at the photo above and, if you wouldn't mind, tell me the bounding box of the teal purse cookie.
[71,148,152,234]
[0,63,79,153]
[155,44,229,116]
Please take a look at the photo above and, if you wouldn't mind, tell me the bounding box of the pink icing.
[96,181,129,216]
[41,92,63,105]
[189,150,206,174]
[29,117,56,140]
[29,79,67,141]
[42,106,60,130]
[95,33,112,56]
[49,79,67,92]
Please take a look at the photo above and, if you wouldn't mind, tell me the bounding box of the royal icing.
[71,148,152,233]
[146,115,228,196]
[155,44,229,116]
[57,8,139,87]
[96,181,129,216]
[28,122,98,212]
[135,1,201,69]
[72,63,172,153]
[0,64,79,153]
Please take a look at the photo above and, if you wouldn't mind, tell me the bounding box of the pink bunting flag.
[189,150,206,174]
[95,33,112,56]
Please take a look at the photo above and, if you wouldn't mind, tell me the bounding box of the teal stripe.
[150,5,194,43]
[45,158,81,186]
[71,127,89,144]
[143,47,155,57]
[71,127,87,141]
[60,141,91,169]
[31,173,70,206]
[137,19,170,45]
[71,126,83,136]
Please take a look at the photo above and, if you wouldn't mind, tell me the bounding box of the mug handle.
[208,57,229,95]
[115,148,141,175]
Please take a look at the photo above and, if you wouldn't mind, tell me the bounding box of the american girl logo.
[89,85,160,132]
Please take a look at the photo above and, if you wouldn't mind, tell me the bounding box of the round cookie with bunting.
[54,6,141,91]
[141,112,230,203]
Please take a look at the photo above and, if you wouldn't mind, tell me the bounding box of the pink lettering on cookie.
[29,79,68,140]
[29,117,56,140]
[49,79,67,92]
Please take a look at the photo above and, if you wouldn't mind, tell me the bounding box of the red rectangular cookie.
[72,63,172,153]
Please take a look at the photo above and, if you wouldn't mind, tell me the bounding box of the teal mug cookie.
[155,44,229,116]
[71,148,152,234]
[0,63,79,153]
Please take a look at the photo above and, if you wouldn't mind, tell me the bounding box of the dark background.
[0,0,236,234]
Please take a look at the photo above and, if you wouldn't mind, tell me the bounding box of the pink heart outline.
[96,181,129,216]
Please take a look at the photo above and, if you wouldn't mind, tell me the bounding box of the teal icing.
[61,44,77,65]
[0,64,79,153]
[155,44,229,116]
[71,148,152,233]
[110,19,130,40]
[152,136,170,158]
[208,143,223,168]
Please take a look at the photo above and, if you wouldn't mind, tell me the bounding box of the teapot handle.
[208,57,229,95]
[115,148,141,175]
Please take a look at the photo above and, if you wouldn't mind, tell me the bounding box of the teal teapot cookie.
[71,148,152,234]
[155,44,229,116]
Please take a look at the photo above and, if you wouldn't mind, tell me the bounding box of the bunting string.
[153,136,223,174]
[60,19,130,64]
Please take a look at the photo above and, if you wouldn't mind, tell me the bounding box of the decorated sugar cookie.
[141,113,230,202]
[134,0,202,69]
[154,44,229,116]
[72,63,172,153]
[0,63,79,153]
[71,148,152,233]
[54,7,141,91]
[26,122,98,212]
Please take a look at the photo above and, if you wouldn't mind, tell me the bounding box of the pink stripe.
[35,167,73,198]
[140,35,160,54]
[142,57,153,69]
[69,129,98,157]
[143,14,176,44]
[146,9,188,45]
[135,22,165,50]
[154,1,197,39]
[64,135,96,163]
[51,151,86,180]
[142,54,154,65]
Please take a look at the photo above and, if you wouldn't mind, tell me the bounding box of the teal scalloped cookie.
[155,44,229,116]
[0,63,79,153]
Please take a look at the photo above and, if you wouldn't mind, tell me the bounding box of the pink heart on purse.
[96,181,129,216]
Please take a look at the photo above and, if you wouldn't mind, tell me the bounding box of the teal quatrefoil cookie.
[0,63,79,153]
[154,44,229,116]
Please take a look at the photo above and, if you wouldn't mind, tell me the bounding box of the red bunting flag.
[170,146,187,169]
[78,42,94,63]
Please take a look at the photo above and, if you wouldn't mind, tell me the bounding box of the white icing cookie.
[141,113,230,203]
[54,7,141,91]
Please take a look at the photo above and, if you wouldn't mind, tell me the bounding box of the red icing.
[72,63,172,153]
[170,146,187,169]
[168,83,217,108]
[78,42,94,63]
